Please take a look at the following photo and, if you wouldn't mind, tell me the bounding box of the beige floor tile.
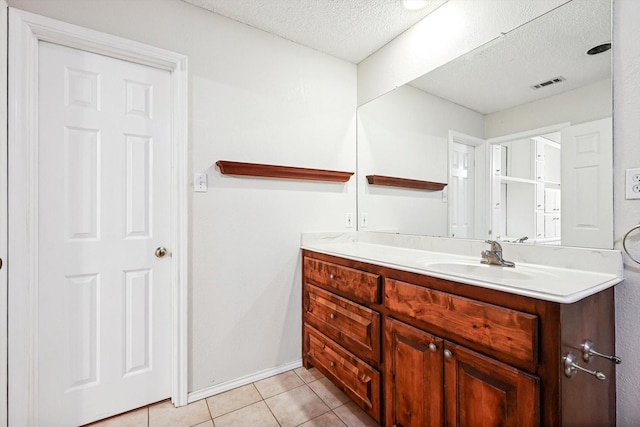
[265,385,330,427]
[148,399,211,427]
[214,401,279,427]
[333,401,380,427]
[206,383,262,418]
[193,421,214,427]
[308,377,350,409]
[298,411,347,427]
[254,370,305,398]
[295,366,325,383]
[88,407,148,427]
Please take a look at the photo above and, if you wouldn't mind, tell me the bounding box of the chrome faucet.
[515,236,528,243]
[481,240,515,267]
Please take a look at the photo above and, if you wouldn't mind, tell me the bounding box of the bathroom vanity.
[301,235,622,427]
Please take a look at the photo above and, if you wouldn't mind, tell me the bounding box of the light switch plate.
[345,212,354,228]
[194,173,208,192]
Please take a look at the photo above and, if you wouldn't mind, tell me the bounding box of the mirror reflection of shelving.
[492,132,561,244]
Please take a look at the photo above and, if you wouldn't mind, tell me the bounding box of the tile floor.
[89,367,380,427]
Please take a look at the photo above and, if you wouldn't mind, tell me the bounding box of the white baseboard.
[187,359,303,404]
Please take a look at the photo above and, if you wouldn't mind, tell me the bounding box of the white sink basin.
[424,261,555,281]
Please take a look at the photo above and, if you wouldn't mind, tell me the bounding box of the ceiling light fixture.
[402,0,431,11]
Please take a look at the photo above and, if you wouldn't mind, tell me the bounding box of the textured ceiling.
[409,0,611,114]
[181,0,448,63]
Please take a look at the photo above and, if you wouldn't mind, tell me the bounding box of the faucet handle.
[485,240,503,252]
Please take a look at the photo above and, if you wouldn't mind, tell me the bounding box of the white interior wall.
[6,0,357,393]
[613,0,640,424]
[356,0,568,106]
[357,85,484,236]
[484,79,612,139]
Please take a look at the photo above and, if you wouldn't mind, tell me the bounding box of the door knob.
[155,247,168,258]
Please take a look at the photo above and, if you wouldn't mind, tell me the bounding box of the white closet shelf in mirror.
[366,175,447,191]
[500,176,537,185]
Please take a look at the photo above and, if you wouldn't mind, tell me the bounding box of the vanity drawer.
[303,257,381,304]
[304,284,381,363]
[305,325,381,422]
[385,278,538,365]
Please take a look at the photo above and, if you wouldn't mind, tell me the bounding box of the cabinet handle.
[329,313,336,319]
[581,340,622,364]
[444,349,452,359]
[428,343,437,352]
[329,274,335,280]
[563,352,606,380]
[330,361,336,367]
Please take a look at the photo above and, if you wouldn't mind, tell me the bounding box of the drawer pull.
[329,273,335,280]
[444,349,452,359]
[428,343,437,352]
[329,313,336,319]
[330,361,336,367]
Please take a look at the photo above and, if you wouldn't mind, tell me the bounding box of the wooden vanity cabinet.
[301,250,616,427]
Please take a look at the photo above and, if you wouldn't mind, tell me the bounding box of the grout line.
[207,384,265,421]
[203,392,214,424]
[257,381,283,427]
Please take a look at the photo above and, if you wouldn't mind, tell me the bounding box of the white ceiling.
[181,0,448,63]
[409,0,611,114]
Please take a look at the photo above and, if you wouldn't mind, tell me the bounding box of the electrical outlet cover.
[626,168,640,199]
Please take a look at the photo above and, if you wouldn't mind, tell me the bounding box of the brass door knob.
[155,247,168,258]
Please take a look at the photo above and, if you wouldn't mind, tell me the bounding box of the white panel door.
[36,41,171,426]
[561,118,613,248]
[450,142,475,238]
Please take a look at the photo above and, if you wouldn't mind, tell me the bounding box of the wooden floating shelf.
[216,160,354,182]
[366,175,447,191]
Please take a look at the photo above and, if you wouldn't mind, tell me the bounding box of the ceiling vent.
[531,76,566,90]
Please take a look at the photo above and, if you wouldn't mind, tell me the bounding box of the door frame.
[0,3,8,427]
[7,8,189,425]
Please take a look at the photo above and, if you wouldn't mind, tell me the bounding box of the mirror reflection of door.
[561,118,613,248]
[448,132,484,239]
[450,142,475,238]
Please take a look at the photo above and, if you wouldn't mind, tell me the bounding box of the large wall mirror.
[357,0,613,249]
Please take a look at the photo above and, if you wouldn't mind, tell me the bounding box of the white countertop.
[302,240,623,304]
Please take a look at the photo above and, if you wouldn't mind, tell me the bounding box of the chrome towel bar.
[622,224,640,265]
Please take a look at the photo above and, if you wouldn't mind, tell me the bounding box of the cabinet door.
[444,342,539,427]
[384,318,444,427]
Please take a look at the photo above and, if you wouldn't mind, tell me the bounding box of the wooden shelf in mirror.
[216,160,354,182]
[366,175,447,191]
